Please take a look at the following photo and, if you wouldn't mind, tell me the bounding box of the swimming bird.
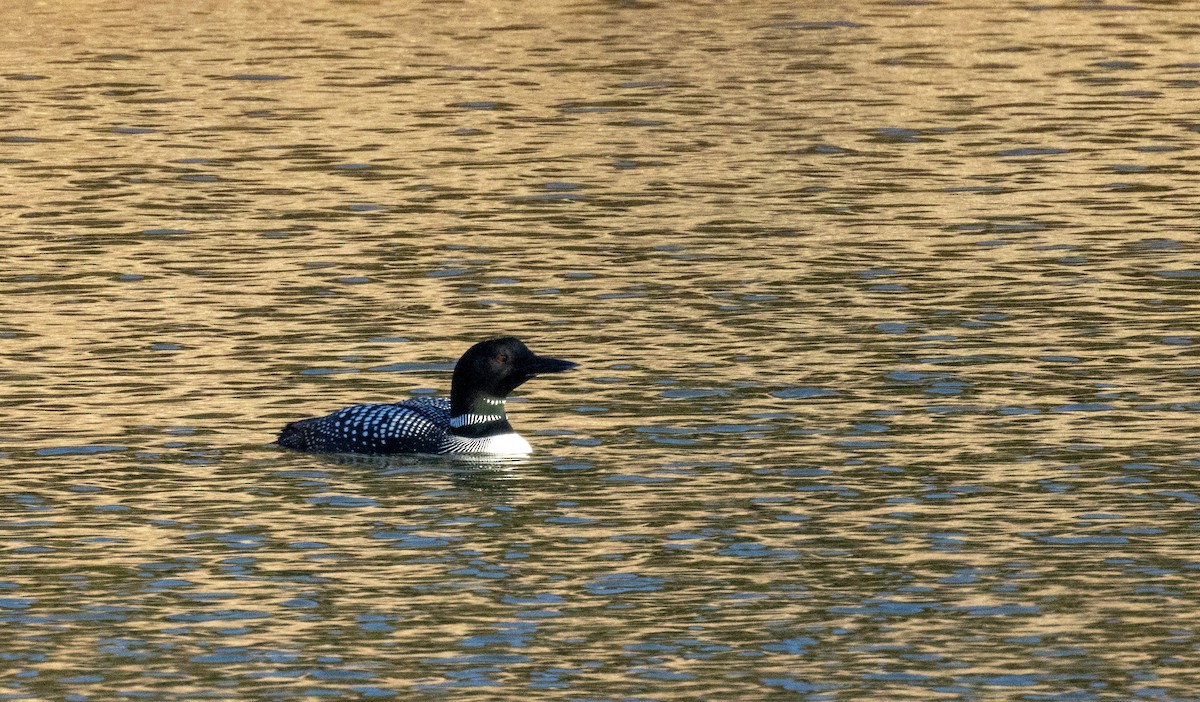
[274,337,577,455]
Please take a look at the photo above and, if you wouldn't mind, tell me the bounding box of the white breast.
[473,432,532,455]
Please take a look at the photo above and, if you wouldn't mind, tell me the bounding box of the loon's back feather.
[275,397,451,455]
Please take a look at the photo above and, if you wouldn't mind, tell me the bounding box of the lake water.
[2,0,1199,699]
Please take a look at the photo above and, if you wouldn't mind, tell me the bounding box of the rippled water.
[3,0,1199,699]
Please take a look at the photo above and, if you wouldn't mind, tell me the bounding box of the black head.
[450,337,577,412]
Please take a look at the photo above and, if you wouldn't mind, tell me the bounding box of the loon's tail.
[274,418,317,451]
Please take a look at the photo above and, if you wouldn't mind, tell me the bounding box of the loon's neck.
[449,393,512,437]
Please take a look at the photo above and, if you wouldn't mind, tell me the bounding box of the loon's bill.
[274,337,577,456]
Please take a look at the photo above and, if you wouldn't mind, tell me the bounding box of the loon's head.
[449,337,577,419]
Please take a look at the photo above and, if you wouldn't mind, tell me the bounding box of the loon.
[274,337,577,456]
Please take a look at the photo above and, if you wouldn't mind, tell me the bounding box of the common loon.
[274,337,577,456]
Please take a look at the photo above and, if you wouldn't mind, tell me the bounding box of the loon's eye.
[495,353,508,364]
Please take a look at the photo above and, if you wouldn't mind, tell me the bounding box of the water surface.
[2,1,1199,699]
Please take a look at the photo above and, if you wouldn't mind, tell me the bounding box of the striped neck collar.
[449,395,506,429]
[449,412,505,428]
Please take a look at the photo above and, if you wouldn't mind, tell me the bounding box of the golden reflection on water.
[2,0,1200,699]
